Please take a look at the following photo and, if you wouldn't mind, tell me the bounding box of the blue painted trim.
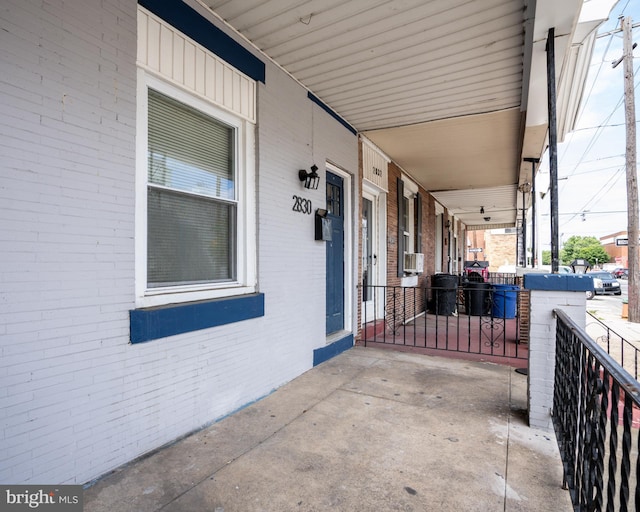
[313,334,353,366]
[130,293,265,343]
[523,273,594,292]
[307,92,357,135]
[138,0,265,83]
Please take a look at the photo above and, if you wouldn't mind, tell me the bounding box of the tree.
[560,236,610,268]
[542,250,551,265]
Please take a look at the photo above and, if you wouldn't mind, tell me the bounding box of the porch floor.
[84,347,570,511]
[362,312,528,367]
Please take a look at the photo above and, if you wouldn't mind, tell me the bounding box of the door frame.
[362,183,386,324]
[326,162,353,336]
[435,202,444,273]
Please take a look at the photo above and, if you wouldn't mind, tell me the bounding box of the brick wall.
[423,193,436,278]
[355,142,364,338]
[484,231,517,271]
[0,0,358,485]
[387,163,402,285]
[380,163,436,329]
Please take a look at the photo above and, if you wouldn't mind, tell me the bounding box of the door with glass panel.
[326,171,345,335]
[362,191,381,324]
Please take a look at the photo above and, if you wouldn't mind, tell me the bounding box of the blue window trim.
[307,92,357,136]
[138,0,265,83]
[130,293,265,344]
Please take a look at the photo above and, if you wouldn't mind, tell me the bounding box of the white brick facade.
[0,0,358,484]
[527,289,586,431]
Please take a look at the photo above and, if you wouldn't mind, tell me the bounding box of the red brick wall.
[387,162,402,286]
[386,162,437,287]
[357,151,442,337]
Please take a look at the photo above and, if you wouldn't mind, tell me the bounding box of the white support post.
[524,274,592,431]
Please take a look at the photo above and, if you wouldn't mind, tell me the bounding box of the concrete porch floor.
[84,347,572,512]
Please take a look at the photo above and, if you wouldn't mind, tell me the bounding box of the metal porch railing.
[586,311,640,381]
[553,309,640,511]
[361,280,527,362]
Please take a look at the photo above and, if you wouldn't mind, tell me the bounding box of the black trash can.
[432,274,458,316]
[465,282,492,316]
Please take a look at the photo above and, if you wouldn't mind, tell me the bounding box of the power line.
[555,59,640,215]
[557,42,640,192]
[542,210,628,216]
[595,22,640,39]
[559,161,626,178]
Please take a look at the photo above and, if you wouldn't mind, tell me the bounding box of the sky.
[536,0,640,252]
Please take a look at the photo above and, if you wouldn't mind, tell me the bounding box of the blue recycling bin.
[491,284,519,319]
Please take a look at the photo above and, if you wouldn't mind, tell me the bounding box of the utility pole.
[614,16,639,322]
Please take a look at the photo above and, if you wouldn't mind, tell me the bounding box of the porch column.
[524,274,592,431]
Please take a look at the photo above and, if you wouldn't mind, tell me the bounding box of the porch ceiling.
[200,0,605,228]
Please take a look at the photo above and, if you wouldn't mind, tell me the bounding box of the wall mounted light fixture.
[480,206,484,214]
[299,165,320,190]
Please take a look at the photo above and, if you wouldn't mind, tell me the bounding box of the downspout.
[531,179,536,267]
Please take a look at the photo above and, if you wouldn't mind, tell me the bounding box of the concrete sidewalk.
[84,347,571,511]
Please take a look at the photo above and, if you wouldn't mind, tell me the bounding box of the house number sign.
[292,195,312,214]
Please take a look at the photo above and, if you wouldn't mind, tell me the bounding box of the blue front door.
[326,171,344,334]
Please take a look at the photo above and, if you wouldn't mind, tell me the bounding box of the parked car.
[586,273,599,300]
[586,271,621,296]
[613,268,628,279]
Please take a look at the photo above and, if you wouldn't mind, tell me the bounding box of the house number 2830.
[292,195,312,214]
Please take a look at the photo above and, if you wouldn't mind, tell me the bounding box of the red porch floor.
[359,312,528,367]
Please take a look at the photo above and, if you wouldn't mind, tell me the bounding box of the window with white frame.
[402,195,414,254]
[403,177,418,254]
[136,74,256,308]
[147,88,236,287]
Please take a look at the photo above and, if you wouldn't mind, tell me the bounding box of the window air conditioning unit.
[404,253,424,273]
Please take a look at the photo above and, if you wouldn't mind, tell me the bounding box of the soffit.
[363,109,522,192]
[198,0,599,227]
[432,186,518,230]
[203,0,525,132]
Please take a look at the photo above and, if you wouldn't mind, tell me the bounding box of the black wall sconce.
[299,164,320,190]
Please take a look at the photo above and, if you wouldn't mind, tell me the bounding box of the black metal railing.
[460,271,518,285]
[586,311,640,381]
[487,272,519,285]
[361,281,526,361]
[553,309,640,511]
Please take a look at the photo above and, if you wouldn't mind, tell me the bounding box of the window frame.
[402,176,418,255]
[135,71,256,308]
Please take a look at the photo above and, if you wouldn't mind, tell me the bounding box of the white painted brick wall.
[528,289,586,431]
[1,0,358,484]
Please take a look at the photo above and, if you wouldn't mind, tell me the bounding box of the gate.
[360,277,527,364]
